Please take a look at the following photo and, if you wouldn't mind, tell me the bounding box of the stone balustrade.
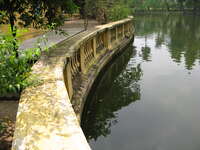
[12,17,134,150]
[65,17,134,99]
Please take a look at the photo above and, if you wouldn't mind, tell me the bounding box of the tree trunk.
[9,14,18,57]
[193,0,197,12]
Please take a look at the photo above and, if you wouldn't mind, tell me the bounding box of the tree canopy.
[0,0,78,36]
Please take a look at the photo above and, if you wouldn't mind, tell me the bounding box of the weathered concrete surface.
[12,17,134,150]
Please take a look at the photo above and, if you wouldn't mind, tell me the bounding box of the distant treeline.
[74,0,200,18]
[130,0,200,12]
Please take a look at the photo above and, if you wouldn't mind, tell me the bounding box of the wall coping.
[12,17,133,150]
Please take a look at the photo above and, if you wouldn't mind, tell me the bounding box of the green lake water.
[81,14,200,150]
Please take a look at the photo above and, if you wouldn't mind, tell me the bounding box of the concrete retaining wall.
[12,17,134,150]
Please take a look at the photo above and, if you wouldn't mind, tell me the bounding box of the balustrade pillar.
[115,26,118,43]
[65,61,73,99]
[128,22,131,34]
[105,29,112,50]
[80,45,86,74]
[92,37,97,58]
[122,24,125,38]
[131,22,134,34]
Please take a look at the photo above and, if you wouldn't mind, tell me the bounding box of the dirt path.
[19,19,98,50]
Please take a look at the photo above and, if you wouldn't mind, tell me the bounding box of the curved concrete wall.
[12,17,134,150]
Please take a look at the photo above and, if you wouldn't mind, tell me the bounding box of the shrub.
[108,3,131,21]
[0,34,43,96]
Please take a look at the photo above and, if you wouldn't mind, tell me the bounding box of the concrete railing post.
[128,22,131,35]
[122,24,125,39]
[65,60,73,99]
[80,45,86,73]
[105,29,112,50]
[93,37,97,58]
[115,26,118,43]
[130,22,134,34]
[107,29,112,50]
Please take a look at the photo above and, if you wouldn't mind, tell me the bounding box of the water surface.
[82,14,200,150]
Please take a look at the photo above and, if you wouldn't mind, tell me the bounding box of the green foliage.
[64,0,79,15]
[108,3,131,21]
[84,0,132,23]
[0,0,76,27]
[0,34,45,95]
[0,0,78,37]
[0,11,6,24]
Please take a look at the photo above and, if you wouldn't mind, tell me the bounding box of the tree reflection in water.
[135,14,200,70]
[81,45,143,141]
[141,35,151,61]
